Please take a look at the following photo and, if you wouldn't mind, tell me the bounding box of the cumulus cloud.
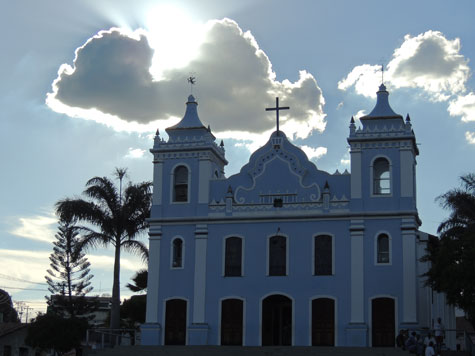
[47,19,326,142]
[300,145,327,161]
[465,131,475,144]
[448,92,475,122]
[339,31,470,100]
[10,214,57,243]
[339,30,474,143]
[87,254,143,272]
[125,147,146,159]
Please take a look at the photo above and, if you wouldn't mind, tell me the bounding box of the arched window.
[314,235,332,276]
[224,237,242,276]
[172,238,183,268]
[377,234,390,264]
[269,235,286,276]
[173,166,188,202]
[373,158,390,195]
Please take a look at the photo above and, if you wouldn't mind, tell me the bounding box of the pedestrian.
[434,317,445,352]
[424,332,436,349]
[425,341,435,356]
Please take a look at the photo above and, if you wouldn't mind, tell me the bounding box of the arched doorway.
[262,294,292,345]
[164,299,187,345]
[371,297,395,347]
[221,299,243,345]
[312,298,335,346]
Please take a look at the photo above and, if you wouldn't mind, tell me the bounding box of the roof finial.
[381,63,384,85]
[187,74,196,94]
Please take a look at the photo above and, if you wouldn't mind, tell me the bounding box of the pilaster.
[350,220,365,323]
[145,225,162,324]
[350,149,362,199]
[401,218,417,323]
[192,224,208,323]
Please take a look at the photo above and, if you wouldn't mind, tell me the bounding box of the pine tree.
[45,217,95,318]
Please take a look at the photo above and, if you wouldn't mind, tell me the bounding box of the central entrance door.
[262,295,292,345]
[312,298,335,346]
[164,299,187,345]
[372,297,395,347]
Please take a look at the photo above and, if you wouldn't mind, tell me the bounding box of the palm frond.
[120,239,149,261]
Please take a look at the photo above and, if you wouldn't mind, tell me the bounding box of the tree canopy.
[26,313,88,355]
[423,173,475,323]
[0,289,19,322]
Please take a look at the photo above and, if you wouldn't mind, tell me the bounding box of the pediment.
[229,132,322,204]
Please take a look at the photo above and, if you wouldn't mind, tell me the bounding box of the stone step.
[87,345,410,356]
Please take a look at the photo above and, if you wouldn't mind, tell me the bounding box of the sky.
[2,0,475,318]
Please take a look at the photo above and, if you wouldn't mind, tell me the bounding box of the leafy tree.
[45,217,95,318]
[26,312,88,355]
[55,168,152,330]
[121,295,146,329]
[423,173,475,324]
[0,289,19,322]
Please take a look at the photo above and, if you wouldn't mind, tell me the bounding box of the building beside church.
[141,85,455,347]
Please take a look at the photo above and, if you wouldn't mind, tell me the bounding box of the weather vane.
[379,57,387,85]
[187,74,196,94]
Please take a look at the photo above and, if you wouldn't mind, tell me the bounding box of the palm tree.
[55,168,152,330]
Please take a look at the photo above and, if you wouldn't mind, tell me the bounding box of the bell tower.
[347,84,419,211]
[150,94,228,217]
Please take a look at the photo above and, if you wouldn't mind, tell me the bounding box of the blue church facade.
[141,85,455,347]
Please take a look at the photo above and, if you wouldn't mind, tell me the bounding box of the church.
[141,84,455,347]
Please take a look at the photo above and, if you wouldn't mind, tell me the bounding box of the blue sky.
[2,0,475,317]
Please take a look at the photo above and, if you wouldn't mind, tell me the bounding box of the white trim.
[222,235,245,277]
[311,233,335,276]
[370,155,393,197]
[170,163,191,204]
[266,233,289,276]
[218,296,246,346]
[259,292,295,346]
[374,231,392,266]
[368,295,398,347]
[162,297,189,345]
[308,295,338,346]
[170,236,185,269]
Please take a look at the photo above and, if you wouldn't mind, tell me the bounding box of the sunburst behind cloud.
[46,18,326,146]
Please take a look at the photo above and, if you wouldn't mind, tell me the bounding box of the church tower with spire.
[348,83,418,210]
[149,94,227,217]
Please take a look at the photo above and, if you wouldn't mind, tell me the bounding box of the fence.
[466,331,475,356]
[85,328,139,349]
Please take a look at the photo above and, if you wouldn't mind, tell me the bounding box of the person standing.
[434,317,445,352]
[425,341,435,356]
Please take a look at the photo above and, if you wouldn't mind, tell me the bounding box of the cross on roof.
[266,97,289,136]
